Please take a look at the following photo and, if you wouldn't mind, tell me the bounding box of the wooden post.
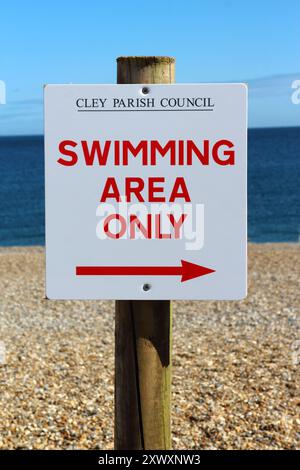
[115,56,175,450]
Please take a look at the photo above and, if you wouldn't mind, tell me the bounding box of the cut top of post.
[117,56,175,64]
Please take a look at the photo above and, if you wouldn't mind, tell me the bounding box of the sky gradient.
[0,0,299,135]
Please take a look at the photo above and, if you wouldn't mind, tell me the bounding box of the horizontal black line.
[77,108,214,112]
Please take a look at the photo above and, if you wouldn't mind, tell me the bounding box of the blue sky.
[0,0,299,135]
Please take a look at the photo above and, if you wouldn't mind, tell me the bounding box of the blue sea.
[0,127,299,245]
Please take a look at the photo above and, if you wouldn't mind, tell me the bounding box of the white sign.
[45,84,247,300]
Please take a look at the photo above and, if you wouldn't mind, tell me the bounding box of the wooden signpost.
[115,57,174,450]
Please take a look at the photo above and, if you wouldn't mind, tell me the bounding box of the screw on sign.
[44,56,247,449]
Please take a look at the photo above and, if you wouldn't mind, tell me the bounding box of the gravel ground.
[0,244,299,450]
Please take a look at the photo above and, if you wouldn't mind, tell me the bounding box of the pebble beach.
[0,243,299,450]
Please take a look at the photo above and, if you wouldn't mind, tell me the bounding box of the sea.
[0,127,299,245]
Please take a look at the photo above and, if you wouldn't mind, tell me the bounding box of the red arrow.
[76,260,215,283]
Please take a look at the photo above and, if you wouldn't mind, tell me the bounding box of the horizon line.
[0,124,299,138]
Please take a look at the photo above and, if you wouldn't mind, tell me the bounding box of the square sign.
[45,84,247,300]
